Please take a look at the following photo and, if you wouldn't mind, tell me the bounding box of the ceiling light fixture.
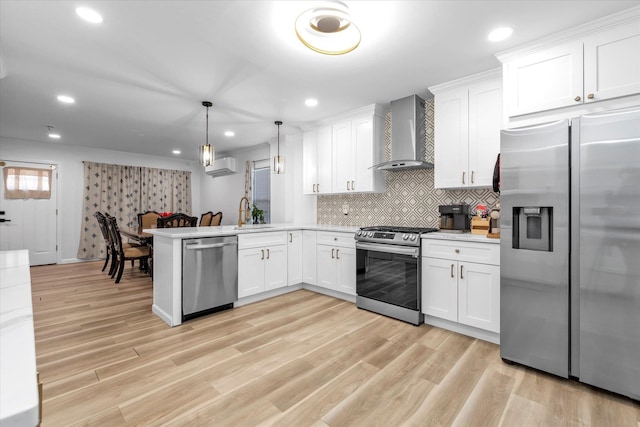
[199,101,214,167]
[172,150,181,155]
[305,98,318,107]
[75,7,103,24]
[47,126,60,139]
[488,27,513,42]
[57,95,75,104]
[295,1,361,55]
[273,121,284,174]
[224,130,235,137]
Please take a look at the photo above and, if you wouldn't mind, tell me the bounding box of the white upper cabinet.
[503,42,583,117]
[499,14,640,118]
[303,126,332,195]
[583,21,640,103]
[431,69,502,189]
[302,105,385,195]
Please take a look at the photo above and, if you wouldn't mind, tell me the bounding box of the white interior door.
[0,161,57,265]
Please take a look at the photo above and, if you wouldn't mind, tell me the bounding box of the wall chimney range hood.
[372,94,432,171]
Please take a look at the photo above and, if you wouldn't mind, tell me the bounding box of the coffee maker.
[438,204,470,232]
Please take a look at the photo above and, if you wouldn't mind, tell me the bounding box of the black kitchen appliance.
[438,204,470,232]
[355,226,439,325]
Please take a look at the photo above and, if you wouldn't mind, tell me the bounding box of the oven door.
[356,242,420,310]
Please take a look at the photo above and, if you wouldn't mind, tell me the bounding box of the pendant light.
[273,120,284,174]
[199,101,214,167]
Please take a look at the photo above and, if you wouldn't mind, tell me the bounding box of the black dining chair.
[157,213,198,228]
[105,214,150,284]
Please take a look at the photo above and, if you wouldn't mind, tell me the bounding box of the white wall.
[0,137,203,263]
[199,143,270,226]
[270,132,316,224]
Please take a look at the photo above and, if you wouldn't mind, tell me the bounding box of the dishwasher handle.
[184,242,237,250]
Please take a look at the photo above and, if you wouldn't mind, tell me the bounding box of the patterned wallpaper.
[317,99,499,228]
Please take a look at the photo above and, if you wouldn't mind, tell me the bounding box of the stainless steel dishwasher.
[182,235,238,321]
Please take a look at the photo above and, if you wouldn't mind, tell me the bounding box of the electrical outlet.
[342,203,349,215]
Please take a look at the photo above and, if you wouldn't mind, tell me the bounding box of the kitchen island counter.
[148,223,358,327]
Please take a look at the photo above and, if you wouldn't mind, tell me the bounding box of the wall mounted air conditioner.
[205,157,237,177]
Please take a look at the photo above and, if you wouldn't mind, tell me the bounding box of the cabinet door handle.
[460,265,464,279]
[289,233,292,243]
[261,249,265,260]
[331,248,335,259]
[455,249,460,254]
[347,181,351,191]
[317,184,319,193]
[575,95,582,102]
[312,184,316,193]
[267,248,270,259]
[462,171,465,184]
[471,171,474,184]
[336,249,340,260]
[451,264,454,278]
[351,180,355,190]
[587,93,595,100]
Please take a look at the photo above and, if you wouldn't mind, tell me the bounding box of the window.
[252,160,270,224]
[3,167,52,199]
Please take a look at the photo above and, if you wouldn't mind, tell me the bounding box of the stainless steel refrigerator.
[500,106,640,400]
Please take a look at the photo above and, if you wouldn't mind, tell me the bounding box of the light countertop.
[422,231,500,244]
[0,250,39,426]
[145,223,360,239]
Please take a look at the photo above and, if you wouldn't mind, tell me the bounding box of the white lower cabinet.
[422,239,500,333]
[287,230,302,286]
[238,232,287,298]
[316,231,356,295]
[302,230,317,285]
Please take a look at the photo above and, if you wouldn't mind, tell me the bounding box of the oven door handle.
[356,242,419,258]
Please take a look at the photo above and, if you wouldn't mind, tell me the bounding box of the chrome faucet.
[238,196,251,227]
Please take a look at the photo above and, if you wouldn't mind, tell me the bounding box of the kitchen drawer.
[422,239,499,265]
[316,231,355,248]
[238,231,287,249]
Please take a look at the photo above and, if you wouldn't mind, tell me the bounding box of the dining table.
[120,226,153,246]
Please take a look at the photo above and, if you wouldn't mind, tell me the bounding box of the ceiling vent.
[205,157,236,178]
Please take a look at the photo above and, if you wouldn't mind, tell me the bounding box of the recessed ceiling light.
[488,27,513,42]
[295,1,361,55]
[172,150,181,155]
[57,95,75,104]
[76,7,103,24]
[305,98,318,107]
[48,133,61,139]
[224,130,235,137]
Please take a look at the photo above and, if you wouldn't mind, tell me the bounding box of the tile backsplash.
[317,99,499,228]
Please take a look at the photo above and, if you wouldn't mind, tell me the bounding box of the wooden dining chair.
[137,210,159,230]
[105,214,150,284]
[94,211,115,274]
[157,213,198,228]
[199,211,222,226]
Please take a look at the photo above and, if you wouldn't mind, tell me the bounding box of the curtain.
[3,167,52,199]
[244,160,253,207]
[77,161,192,260]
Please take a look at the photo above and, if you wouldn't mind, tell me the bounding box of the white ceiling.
[1,0,638,161]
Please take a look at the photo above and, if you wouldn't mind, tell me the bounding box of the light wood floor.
[30,261,639,427]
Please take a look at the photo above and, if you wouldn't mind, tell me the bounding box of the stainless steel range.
[355,226,438,325]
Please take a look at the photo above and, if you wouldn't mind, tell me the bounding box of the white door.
[264,245,287,291]
[287,231,302,286]
[468,78,502,188]
[316,245,336,290]
[421,257,458,321]
[434,86,469,188]
[302,130,318,195]
[458,262,500,333]
[332,120,353,194]
[352,115,374,192]
[237,247,264,298]
[335,246,356,295]
[0,161,57,265]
